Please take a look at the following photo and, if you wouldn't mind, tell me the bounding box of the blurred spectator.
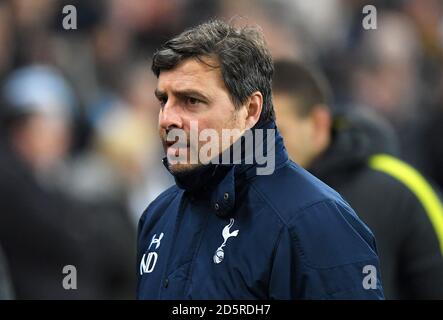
[65,61,173,224]
[423,101,443,191]
[349,12,428,168]
[0,65,135,299]
[218,0,303,60]
[273,59,443,299]
[0,1,13,81]
[0,0,442,300]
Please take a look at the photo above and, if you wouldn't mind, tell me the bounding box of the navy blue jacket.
[137,121,384,299]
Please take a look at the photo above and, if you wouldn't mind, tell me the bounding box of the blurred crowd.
[0,0,443,299]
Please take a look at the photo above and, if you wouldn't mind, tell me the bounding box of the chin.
[168,162,202,174]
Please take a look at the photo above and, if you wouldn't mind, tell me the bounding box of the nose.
[159,100,183,130]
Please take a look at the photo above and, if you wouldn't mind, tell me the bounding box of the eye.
[158,97,167,108]
[186,97,200,105]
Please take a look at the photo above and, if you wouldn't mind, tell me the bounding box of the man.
[273,59,443,299]
[137,20,384,299]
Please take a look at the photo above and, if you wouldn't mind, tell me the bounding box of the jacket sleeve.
[396,185,443,299]
[268,199,384,300]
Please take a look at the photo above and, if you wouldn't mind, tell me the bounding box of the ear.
[244,91,263,129]
[310,105,332,152]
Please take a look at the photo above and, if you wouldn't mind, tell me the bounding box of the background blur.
[0,0,443,299]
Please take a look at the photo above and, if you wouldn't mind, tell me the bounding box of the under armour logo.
[149,233,164,250]
[140,233,165,275]
[213,218,239,264]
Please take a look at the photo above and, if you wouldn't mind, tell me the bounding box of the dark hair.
[151,19,275,126]
[273,59,332,117]
[0,96,30,141]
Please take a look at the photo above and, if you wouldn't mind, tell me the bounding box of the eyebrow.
[154,88,210,102]
[154,89,167,99]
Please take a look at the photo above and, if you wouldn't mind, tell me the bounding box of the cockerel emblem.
[213,218,239,264]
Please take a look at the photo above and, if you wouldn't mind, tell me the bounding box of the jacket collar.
[162,120,289,217]
[308,110,400,183]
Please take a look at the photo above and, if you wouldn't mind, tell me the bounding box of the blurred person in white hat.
[1,65,75,179]
[0,65,135,299]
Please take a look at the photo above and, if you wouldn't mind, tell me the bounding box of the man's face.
[11,114,71,172]
[156,57,247,173]
[273,93,318,168]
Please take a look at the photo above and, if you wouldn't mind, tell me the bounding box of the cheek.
[24,119,69,162]
[210,99,239,125]
[296,122,313,145]
[277,118,294,140]
[280,120,309,151]
[41,121,70,155]
[158,121,164,138]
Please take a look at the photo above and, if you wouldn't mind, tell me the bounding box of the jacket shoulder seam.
[139,186,180,224]
[249,181,335,227]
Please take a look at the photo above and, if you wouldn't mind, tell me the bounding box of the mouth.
[165,139,189,158]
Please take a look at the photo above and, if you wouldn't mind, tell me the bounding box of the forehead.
[157,57,225,92]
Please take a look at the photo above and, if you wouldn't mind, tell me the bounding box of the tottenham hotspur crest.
[213,218,239,264]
